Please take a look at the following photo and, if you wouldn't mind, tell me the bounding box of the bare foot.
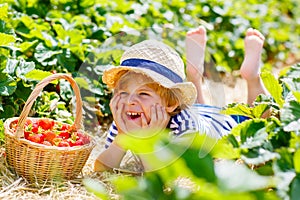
[240,28,265,81]
[186,26,207,82]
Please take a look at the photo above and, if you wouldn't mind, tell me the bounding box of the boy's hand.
[110,95,169,137]
[140,104,169,137]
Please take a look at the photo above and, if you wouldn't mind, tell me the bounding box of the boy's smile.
[126,111,141,120]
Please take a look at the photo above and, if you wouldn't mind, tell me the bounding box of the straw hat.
[102,39,197,106]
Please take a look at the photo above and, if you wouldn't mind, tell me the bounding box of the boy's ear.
[165,102,179,113]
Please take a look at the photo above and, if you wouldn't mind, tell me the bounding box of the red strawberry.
[38,119,54,130]
[31,123,39,133]
[67,133,78,147]
[28,133,45,143]
[25,119,32,126]
[61,123,71,131]
[73,139,84,146]
[58,131,70,139]
[44,131,57,144]
[77,132,90,144]
[24,131,31,139]
[58,140,70,147]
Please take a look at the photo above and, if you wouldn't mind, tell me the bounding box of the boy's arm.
[94,142,126,172]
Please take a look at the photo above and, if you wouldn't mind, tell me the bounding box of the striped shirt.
[104,104,243,148]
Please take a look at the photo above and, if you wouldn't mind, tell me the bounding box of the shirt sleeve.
[104,121,118,149]
[189,104,238,138]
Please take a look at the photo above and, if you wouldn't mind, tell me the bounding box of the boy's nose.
[127,94,138,104]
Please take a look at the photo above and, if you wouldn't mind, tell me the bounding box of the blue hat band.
[120,58,183,83]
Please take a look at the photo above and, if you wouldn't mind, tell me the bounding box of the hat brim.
[103,66,197,106]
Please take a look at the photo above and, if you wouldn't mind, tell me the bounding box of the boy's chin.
[124,122,143,133]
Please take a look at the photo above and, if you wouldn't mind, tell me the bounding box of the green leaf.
[231,118,267,144]
[292,91,300,102]
[19,40,39,52]
[261,71,284,108]
[4,58,35,79]
[110,175,139,193]
[240,127,268,149]
[4,58,19,75]
[281,77,300,92]
[74,77,90,90]
[0,73,17,96]
[0,104,16,118]
[57,50,78,72]
[25,69,52,80]
[252,103,269,118]
[290,175,300,200]
[241,148,280,165]
[211,136,240,159]
[52,24,67,41]
[293,149,300,173]
[221,103,253,118]
[140,174,166,199]
[34,42,62,64]
[215,160,275,192]
[0,32,16,46]
[15,59,35,79]
[181,147,216,183]
[82,178,109,200]
[59,79,73,101]
[276,148,294,172]
[281,101,300,132]
[0,4,8,20]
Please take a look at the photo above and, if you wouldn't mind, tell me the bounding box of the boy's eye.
[119,91,128,96]
[139,92,150,96]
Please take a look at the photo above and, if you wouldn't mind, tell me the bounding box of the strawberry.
[44,131,57,144]
[28,133,45,143]
[67,132,78,146]
[24,131,31,139]
[73,139,84,146]
[61,123,71,131]
[58,140,70,147]
[58,131,70,139]
[31,123,40,134]
[38,119,54,130]
[25,119,33,126]
[77,132,90,144]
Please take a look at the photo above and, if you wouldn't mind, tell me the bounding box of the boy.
[94,27,268,172]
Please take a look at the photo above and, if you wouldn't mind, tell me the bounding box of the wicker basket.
[4,73,96,183]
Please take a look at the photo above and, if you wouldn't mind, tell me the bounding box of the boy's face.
[112,73,169,132]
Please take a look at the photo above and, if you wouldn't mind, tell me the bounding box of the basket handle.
[15,73,83,138]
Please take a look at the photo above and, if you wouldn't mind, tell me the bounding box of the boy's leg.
[186,26,207,104]
[240,28,268,105]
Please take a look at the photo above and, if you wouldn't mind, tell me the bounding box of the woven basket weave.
[4,73,96,183]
